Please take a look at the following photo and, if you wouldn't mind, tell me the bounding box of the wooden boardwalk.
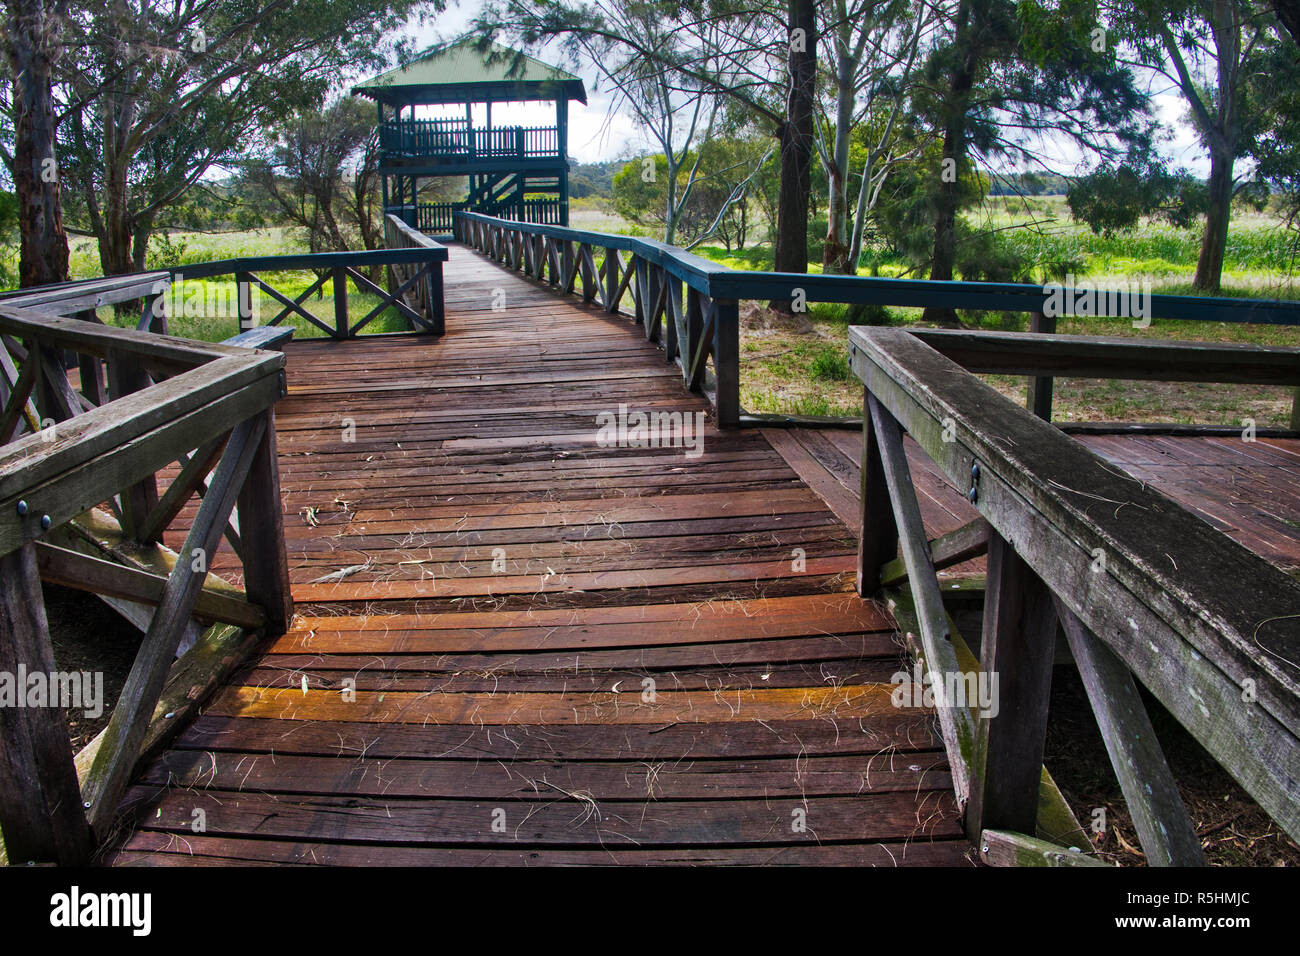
[105,246,970,866]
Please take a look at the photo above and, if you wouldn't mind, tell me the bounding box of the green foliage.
[1067,162,1207,237]
[0,190,18,288]
[144,231,191,271]
[611,137,765,247]
[54,0,435,274]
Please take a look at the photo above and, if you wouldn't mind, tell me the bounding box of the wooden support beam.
[0,344,40,444]
[979,829,1110,867]
[647,267,666,344]
[1055,598,1206,866]
[251,271,334,336]
[880,517,990,588]
[0,542,93,864]
[712,299,739,428]
[73,621,260,805]
[664,277,682,364]
[966,531,1058,840]
[427,260,445,335]
[106,349,161,543]
[562,242,577,294]
[579,244,596,302]
[34,541,265,630]
[604,248,621,313]
[684,288,705,388]
[866,394,973,804]
[857,388,899,594]
[687,299,716,394]
[332,267,348,339]
[613,251,636,314]
[82,415,265,837]
[137,437,226,545]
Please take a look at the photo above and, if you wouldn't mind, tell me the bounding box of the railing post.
[633,257,647,326]
[684,287,704,388]
[1026,311,1055,421]
[235,406,293,637]
[713,298,740,428]
[0,542,93,864]
[106,348,160,542]
[333,267,348,339]
[428,259,445,336]
[965,531,1058,841]
[604,248,619,312]
[579,244,595,302]
[562,242,575,294]
[856,386,899,595]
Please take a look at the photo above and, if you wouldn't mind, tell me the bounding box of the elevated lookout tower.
[352,39,586,234]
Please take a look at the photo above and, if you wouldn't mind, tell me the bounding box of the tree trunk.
[1272,0,1300,46]
[923,0,976,327]
[1193,145,1234,292]
[771,0,816,285]
[4,0,71,288]
[822,48,856,275]
[99,163,136,277]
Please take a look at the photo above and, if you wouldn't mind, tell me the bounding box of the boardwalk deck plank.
[104,246,965,866]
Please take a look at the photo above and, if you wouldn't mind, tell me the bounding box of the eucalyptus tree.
[1114,0,1293,291]
[1,0,71,286]
[912,0,1151,322]
[243,97,384,257]
[21,0,433,278]
[812,0,940,273]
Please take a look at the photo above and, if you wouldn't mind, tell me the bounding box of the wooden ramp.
[104,246,970,866]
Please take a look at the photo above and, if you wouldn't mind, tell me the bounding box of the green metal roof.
[352,39,587,105]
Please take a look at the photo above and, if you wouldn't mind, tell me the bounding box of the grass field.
[25,200,1300,426]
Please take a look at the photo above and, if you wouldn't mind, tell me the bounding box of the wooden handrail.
[454,211,1300,326]
[848,324,1300,864]
[0,304,292,865]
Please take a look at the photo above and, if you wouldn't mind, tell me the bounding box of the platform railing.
[176,244,448,339]
[380,120,560,161]
[850,325,1300,866]
[0,295,291,865]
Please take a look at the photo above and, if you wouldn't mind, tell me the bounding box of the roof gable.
[352,39,587,105]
